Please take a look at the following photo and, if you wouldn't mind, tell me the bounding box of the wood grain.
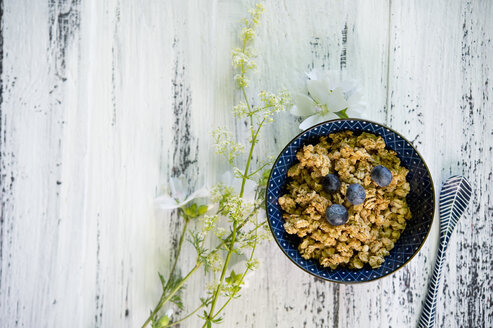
[0,0,492,327]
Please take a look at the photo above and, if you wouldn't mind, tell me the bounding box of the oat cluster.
[278,131,412,269]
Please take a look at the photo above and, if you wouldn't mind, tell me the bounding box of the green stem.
[141,217,189,328]
[202,99,262,326]
[211,217,259,321]
[241,87,252,118]
[142,262,201,328]
[207,191,264,325]
[216,218,265,251]
[237,18,255,197]
[239,125,255,196]
[239,117,265,196]
[246,161,271,178]
[166,302,206,327]
[203,221,239,327]
[165,217,189,290]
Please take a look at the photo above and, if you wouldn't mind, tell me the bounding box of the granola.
[278,131,412,269]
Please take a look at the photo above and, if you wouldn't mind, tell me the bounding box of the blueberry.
[371,165,393,187]
[346,183,366,205]
[322,174,341,193]
[325,204,349,226]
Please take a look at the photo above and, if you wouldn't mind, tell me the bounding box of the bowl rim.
[265,118,436,284]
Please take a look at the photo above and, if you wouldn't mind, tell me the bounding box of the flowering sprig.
[142,4,289,328]
[212,128,245,165]
[291,69,366,130]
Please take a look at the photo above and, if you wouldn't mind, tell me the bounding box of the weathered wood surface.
[0,0,492,327]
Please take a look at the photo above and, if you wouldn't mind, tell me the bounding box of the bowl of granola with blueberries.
[266,119,435,283]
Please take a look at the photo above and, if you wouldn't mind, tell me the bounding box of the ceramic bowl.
[266,119,435,283]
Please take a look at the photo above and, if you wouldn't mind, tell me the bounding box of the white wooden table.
[1,1,492,327]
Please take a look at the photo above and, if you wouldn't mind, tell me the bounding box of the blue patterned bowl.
[266,119,435,283]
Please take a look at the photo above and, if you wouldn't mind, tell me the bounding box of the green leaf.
[212,316,224,324]
[153,314,170,328]
[335,108,349,118]
[190,203,197,213]
[150,310,158,328]
[225,270,242,285]
[171,292,184,310]
[200,296,212,307]
[258,169,271,187]
[198,205,208,216]
[184,206,193,217]
[158,273,166,289]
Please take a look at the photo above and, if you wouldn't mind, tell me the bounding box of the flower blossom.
[154,175,209,210]
[290,69,366,130]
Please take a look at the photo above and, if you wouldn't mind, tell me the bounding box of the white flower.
[165,308,174,319]
[154,175,210,210]
[290,69,366,130]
